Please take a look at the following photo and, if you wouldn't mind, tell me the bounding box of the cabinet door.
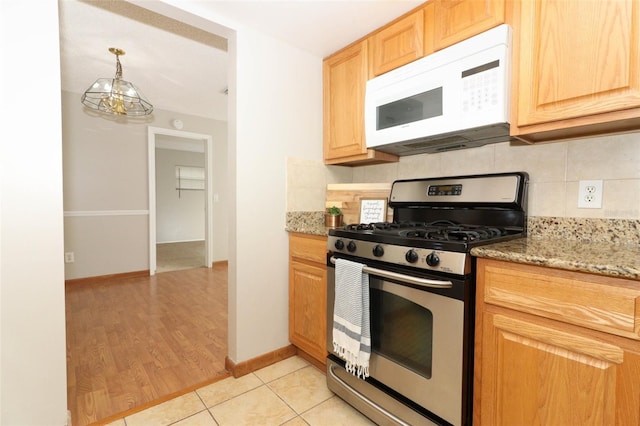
[479,310,640,425]
[516,0,640,127]
[481,259,640,340]
[433,0,505,50]
[370,10,424,77]
[323,41,368,161]
[289,260,327,363]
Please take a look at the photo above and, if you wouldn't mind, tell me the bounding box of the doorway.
[148,126,214,275]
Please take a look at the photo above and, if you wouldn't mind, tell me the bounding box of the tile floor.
[104,356,375,426]
[156,241,206,273]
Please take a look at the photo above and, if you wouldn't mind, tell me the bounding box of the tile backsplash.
[287,132,640,220]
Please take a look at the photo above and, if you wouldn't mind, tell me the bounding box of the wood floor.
[65,265,228,426]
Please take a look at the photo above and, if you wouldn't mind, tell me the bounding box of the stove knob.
[426,252,440,267]
[373,245,384,257]
[347,241,357,253]
[405,249,419,263]
[334,239,345,250]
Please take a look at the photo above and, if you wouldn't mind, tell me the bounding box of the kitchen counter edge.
[471,237,640,281]
[285,225,331,236]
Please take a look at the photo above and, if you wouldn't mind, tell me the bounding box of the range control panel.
[327,236,470,276]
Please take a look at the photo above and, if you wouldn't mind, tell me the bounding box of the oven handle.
[330,256,453,289]
[328,363,412,426]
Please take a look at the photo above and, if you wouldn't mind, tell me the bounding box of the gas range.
[327,172,529,276]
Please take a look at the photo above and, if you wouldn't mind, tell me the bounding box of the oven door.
[327,256,469,426]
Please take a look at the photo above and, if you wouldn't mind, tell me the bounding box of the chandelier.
[81,48,153,116]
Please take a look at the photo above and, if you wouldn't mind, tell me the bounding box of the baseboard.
[212,260,228,269]
[156,239,205,244]
[225,345,297,378]
[65,270,149,286]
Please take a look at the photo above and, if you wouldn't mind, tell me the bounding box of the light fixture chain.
[114,54,123,80]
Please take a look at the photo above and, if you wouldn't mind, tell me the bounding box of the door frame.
[148,126,214,275]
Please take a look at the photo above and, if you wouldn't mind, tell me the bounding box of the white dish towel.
[332,258,371,379]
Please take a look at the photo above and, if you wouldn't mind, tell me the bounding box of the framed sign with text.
[359,198,387,224]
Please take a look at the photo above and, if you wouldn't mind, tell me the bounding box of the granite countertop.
[287,212,640,280]
[285,211,332,236]
[471,237,640,281]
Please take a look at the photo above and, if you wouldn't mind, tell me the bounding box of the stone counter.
[471,238,640,280]
[471,217,640,280]
[285,211,331,236]
[287,212,640,280]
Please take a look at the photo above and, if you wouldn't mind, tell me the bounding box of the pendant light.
[81,47,153,116]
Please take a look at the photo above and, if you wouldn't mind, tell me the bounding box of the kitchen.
[289,1,640,424]
[2,1,640,426]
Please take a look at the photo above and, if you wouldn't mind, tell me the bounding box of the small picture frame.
[359,198,387,224]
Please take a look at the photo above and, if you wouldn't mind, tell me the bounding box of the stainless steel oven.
[325,172,529,426]
[327,258,472,425]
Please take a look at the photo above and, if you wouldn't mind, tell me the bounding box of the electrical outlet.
[578,180,603,209]
[64,252,75,263]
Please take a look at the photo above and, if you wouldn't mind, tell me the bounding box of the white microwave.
[365,24,513,155]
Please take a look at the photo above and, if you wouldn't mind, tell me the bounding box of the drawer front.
[289,233,327,264]
[481,260,640,340]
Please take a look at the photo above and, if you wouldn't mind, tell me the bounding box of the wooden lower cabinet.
[474,259,640,425]
[288,233,328,365]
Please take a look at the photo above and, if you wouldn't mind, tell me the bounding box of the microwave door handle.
[330,256,453,289]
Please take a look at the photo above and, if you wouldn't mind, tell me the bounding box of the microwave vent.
[371,123,513,156]
[436,144,468,152]
[404,135,471,150]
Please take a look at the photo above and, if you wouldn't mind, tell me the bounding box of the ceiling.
[58,0,423,121]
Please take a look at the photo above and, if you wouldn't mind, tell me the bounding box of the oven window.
[376,87,443,130]
[370,287,433,379]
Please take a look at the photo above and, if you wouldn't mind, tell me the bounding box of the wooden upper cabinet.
[423,0,436,57]
[370,10,425,77]
[512,0,640,141]
[433,0,505,50]
[323,41,399,165]
[323,41,368,161]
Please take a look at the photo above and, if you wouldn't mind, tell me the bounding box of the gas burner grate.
[344,221,422,231]
[343,220,511,242]
[345,220,461,232]
[344,223,376,231]
[398,224,509,242]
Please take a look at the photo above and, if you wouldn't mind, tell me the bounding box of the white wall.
[0,1,68,424]
[61,90,229,279]
[155,148,205,243]
[133,1,324,363]
[231,27,323,362]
